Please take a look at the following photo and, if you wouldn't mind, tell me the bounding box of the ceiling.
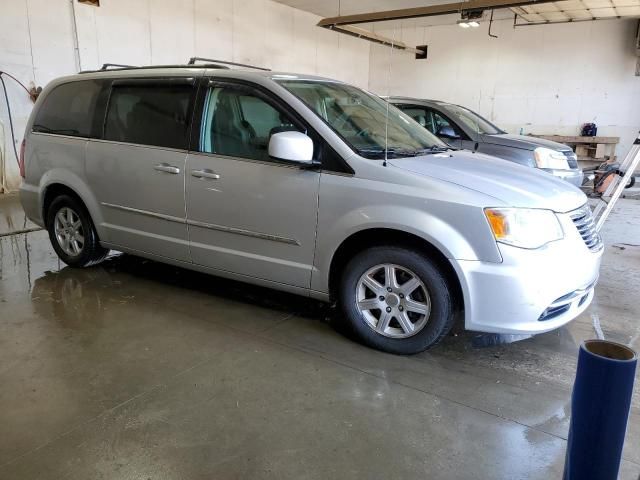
[275,0,640,25]
[272,0,448,18]
[511,0,640,23]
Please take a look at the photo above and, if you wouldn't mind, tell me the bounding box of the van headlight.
[534,147,569,170]
[485,208,564,249]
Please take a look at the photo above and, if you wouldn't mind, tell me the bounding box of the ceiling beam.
[325,24,423,54]
[317,0,560,27]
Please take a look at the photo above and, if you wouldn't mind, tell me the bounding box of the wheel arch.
[40,174,104,238]
[43,184,82,225]
[327,228,464,315]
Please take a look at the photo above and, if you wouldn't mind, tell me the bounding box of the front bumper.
[543,168,584,187]
[451,209,602,334]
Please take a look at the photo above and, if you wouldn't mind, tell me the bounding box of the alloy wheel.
[355,263,431,338]
[53,207,85,257]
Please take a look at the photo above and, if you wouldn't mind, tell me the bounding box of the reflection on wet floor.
[1,194,640,479]
[0,194,40,237]
[24,250,565,353]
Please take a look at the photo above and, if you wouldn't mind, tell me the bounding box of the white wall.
[369,18,640,159]
[0,0,370,193]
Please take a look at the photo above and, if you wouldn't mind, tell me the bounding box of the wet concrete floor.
[0,193,639,479]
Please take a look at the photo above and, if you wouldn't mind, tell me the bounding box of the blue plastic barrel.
[564,339,637,480]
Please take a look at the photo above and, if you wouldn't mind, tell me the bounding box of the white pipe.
[69,0,82,72]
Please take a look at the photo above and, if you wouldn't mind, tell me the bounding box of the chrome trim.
[101,202,185,224]
[547,276,599,309]
[31,132,190,154]
[569,205,603,252]
[30,131,88,141]
[187,151,307,170]
[101,202,299,245]
[187,219,300,245]
[89,137,189,154]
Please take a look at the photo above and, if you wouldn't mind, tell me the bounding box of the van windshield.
[277,79,448,159]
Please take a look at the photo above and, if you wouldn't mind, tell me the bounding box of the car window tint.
[396,106,429,129]
[33,80,105,137]
[200,86,300,161]
[428,110,452,134]
[104,83,192,149]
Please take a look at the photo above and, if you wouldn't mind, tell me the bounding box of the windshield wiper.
[403,146,455,156]
[357,147,414,159]
[358,145,455,159]
[427,145,456,152]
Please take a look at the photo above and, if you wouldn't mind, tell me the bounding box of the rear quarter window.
[103,82,193,150]
[33,80,108,138]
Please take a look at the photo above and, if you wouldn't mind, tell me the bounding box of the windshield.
[445,104,504,135]
[277,79,448,159]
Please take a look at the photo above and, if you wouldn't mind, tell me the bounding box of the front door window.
[199,86,301,161]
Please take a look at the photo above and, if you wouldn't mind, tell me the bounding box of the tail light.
[19,139,26,178]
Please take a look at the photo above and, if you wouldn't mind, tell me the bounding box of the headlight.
[485,208,564,249]
[534,147,569,170]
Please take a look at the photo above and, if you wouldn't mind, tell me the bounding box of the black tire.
[338,246,455,355]
[46,194,108,268]
[625,176,636,189]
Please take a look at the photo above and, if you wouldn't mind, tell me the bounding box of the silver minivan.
[19,64,602,354]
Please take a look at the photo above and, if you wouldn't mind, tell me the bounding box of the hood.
[388,151,586,212]
[482,133,572,152]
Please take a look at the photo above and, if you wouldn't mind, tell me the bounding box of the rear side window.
[104,82,193,149]
[33,80,106,138]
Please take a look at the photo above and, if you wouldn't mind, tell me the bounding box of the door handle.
[154,163,180,174]
[191,169,220,180]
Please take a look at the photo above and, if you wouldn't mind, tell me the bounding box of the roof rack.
[77,58,270,75]
[188,57,271,71]
[79,63,231,74]
[100,63,136,70]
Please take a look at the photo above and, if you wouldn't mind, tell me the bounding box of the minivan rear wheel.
[338,246,454,354]
[46,195,108,267]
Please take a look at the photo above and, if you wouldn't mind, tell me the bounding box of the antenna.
[383,31,396,167]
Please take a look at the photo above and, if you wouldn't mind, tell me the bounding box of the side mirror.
[268,131,314,164]
[436,125,460,140]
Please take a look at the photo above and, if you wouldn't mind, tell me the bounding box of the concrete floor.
[0,192,639,479]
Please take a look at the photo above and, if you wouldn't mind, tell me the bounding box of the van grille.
[570,206,602,252]
[563,151,579,169]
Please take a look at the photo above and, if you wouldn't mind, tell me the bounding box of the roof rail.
[188,57,271,71]
[79,63,231,74]
[101,63,136,70]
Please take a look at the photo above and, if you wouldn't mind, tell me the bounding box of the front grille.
[570,206,603,252]
[563,151,579,169]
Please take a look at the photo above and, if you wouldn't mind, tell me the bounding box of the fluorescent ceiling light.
[458,19,481,27]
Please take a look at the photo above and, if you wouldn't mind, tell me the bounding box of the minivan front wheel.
[339,246,454,354]
[46,195,108,267]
